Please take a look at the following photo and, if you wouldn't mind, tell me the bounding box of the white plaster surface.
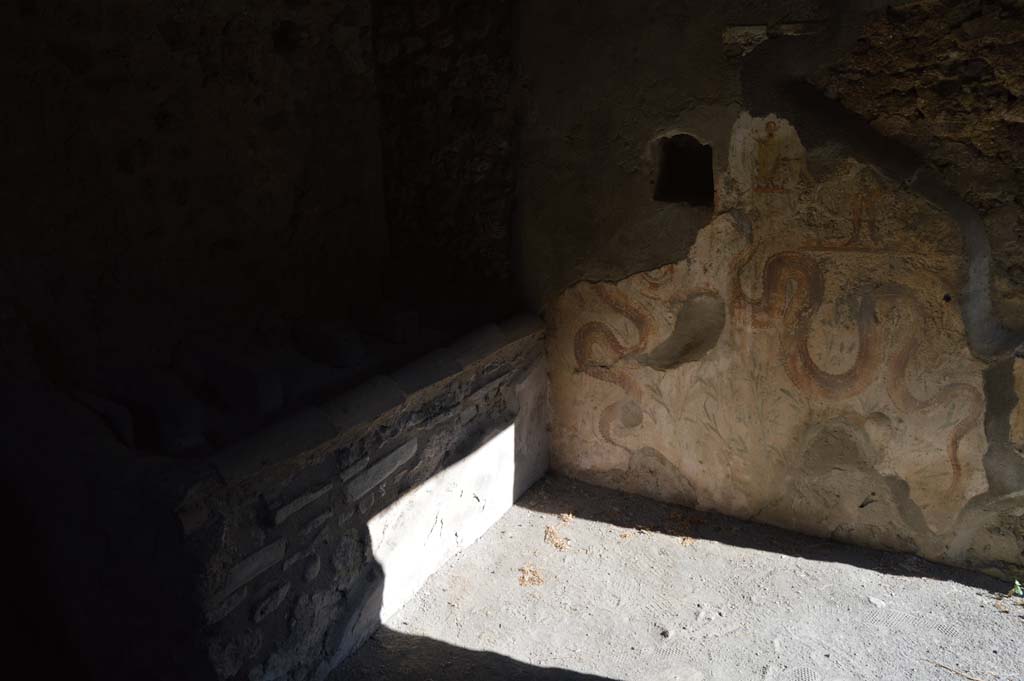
[369,424,519,623]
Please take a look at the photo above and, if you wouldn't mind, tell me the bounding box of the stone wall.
[187,317,545,681]
[5,318,547,681]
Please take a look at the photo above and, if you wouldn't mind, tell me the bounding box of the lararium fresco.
[549,114,1023,576]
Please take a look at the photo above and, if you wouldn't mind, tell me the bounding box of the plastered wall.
[547,115,1024,577]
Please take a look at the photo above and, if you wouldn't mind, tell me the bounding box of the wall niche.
[653,133,714,206]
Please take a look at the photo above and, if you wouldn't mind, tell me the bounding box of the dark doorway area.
[653,134,714,206]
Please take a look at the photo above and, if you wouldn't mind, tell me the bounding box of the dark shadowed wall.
[2,2,524,678]
[3,0,386,381]
[373,0,522,322]
[2,0,522,390]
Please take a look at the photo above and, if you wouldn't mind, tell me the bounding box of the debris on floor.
[544,525,570,550]
[517,564,543,587]
[339,475,1023,681]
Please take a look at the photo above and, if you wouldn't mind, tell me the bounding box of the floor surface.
[337,475,1024,681]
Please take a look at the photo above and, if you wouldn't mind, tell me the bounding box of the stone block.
[338,453,369,482]
[300,510,334,538]
[214,408,336,484]
[219,539,286,598]
[283,549,311,574]
[329,529,365,592]
[252,583,290,624]
[303,553,322,582]
[722,25,768,57]
[322,375,406,435]
[315,565,384,681]
[204,585,248,626]
[343,439,418,502]
[271,483,334,526]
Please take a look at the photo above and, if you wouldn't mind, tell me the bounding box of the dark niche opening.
[653,134,714,206]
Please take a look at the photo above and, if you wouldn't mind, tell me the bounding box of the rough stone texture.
[179,321,546,681]
[217,539,287,602]
[548,115,1024,577]
[814,0,1024,330]
[273,483,334,527]
[1012,356,1024,447]
[209,628,262,679]
[3,316,543,681]
[253,583,291,624]
[343,440,419,502]
[339,475,1024,681]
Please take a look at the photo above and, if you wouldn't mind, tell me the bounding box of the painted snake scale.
[574,248,983,487]
[573,284,655,451]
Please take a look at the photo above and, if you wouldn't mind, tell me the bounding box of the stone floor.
[336,475,1024,681]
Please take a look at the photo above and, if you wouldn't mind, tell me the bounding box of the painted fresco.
[549,114,1023,573]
